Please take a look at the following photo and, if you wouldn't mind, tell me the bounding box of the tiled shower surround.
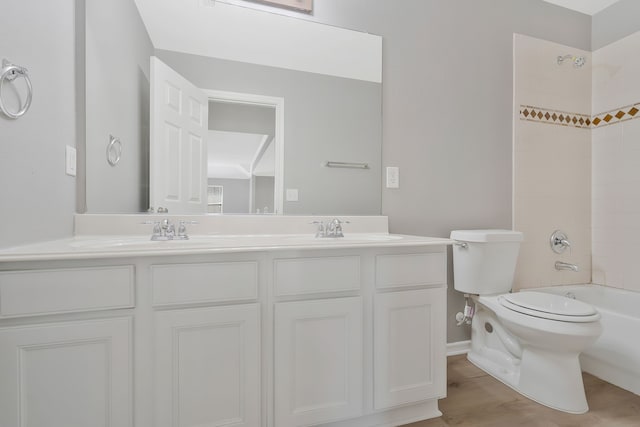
[513,32,640,293]
[592,30,640,292]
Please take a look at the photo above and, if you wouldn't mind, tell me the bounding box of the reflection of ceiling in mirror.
[133,0,381,82]
[207,130,271,179]
[541,0,621,15]
[254,142,275,177]
[246,0,312,13]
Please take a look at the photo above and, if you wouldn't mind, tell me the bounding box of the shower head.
[557,54,586,68]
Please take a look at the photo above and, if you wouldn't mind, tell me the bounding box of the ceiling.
[542,0,622,15]
[208,131,274,180]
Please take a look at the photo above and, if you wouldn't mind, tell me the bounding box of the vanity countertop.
[0,233,453,262]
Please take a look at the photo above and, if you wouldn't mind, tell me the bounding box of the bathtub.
[532,284,640,396]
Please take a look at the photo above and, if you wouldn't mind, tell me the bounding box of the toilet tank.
[450,229,523,295]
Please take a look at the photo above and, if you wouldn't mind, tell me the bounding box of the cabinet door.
[0,317,132,427]
[374,288,446,410]
[155,304,260,427]
[274,297,363,427]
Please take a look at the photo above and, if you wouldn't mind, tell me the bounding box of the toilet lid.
[501,291,597,318]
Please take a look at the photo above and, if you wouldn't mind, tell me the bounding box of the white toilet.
[450,229,602,414]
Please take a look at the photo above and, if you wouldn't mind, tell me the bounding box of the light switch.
[286,188,299,202]
[65,145,77,177]
[386,167,399,188]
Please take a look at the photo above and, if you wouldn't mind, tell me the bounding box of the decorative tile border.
[592,103,640,128]
[519,105,591,128]
[519,102,640,129]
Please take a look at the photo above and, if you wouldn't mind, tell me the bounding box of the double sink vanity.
[0,215,451,427]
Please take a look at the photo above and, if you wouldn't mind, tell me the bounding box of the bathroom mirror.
[83,0,382,215]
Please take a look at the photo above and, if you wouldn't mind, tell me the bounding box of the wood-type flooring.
[404,355,640,427]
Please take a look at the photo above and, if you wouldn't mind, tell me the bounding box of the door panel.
[150,56,208,213]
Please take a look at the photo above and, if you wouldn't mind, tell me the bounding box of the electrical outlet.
[286,188,299,201]
[65,145,77,177]
[386,167,399,188]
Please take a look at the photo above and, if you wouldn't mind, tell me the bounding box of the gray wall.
[592,0,640,50]
[209,102,275,136]
[208,178,250,214]
[255,176,275,214]
[85,0,153,213]
[0,0,77,248]
[157,49,382,216]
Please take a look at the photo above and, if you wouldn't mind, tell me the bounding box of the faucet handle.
[141,221,163,240]
[329,218,350,237]
[166,222,175,238]
[310,220,326,237]
[550,230,571,254]
[176,220,198,240]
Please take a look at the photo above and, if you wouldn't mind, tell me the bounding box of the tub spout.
[555,261,578,272]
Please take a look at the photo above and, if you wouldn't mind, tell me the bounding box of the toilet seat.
[498,292,600,323]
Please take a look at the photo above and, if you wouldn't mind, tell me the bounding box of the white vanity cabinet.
[0,265,135,427]
[373,253,447,410]
[150,260,262,427]
[272,254,364,426]
[271,247,447,427]
[154,303,261,427]
[274,297,364,427]
[373,288,446,410]
[0,236,449,427]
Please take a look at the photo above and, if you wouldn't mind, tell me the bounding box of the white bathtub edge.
[581,354,640,396]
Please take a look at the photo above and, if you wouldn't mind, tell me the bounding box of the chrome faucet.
[327,218,345,238]
[555,261,578,272]
[311,218,349,238]
[550,230,571,254]
[144,219,195,241]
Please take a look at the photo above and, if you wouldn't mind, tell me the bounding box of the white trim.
[446,340,471,356]
[204,90,285,215]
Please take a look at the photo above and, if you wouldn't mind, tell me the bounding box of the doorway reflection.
[207,100,276,214]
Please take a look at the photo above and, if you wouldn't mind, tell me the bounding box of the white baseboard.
[446,340,470,356]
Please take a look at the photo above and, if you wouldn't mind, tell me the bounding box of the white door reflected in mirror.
[150,56,208,214]
[150,57,283,214]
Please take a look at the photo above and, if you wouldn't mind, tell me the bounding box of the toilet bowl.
[450,230,602,414]
[468,292,601,414]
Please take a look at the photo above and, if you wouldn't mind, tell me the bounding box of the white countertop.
[0,215,452,262]
[0,233,453,262]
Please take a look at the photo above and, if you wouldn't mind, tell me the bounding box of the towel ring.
[0,59,33,119]
[107,135,122,166]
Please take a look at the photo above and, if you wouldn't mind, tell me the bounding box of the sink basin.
[69,235,235,250]
[341,234,403,241]
[68,233,405,251]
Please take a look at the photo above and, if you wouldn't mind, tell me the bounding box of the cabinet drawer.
[375,253,446,289]
[274,256,360,296]
[151,261,258,306]
[0,266,135,318]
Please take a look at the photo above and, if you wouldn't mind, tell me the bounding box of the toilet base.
[468,347,589,414]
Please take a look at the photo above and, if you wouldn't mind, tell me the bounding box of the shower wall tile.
[519,106,591,128]
[592,117,640,292]
[516,31,640,293]
[513,122,591,290]
[514,34,591,114]
[591,103,640,128]
[592,30,640,114]
[513,34,591,291]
